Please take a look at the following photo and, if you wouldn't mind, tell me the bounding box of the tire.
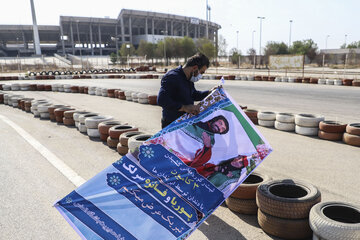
[275,121,295,131]
[346,123,360,136]
[244,109,258,118]
[326,79,334,85]
[109,125,138,139]
[117,143,129,155]
[225,197,258,215]
[334,79,343,86]
[54,108,74,119]
[37,104,53,113]
[107,136,119,148]
[85,115,113,129]
[78,123,87,133]
[120,131,145,147]
[276,113,295,123]
[257,111,276,121]
[124,91,133,97]
[231,172,271,199]
[295,114,324,127]
[98,121,122,135]
[258,208,312,240]
[63,110,78,119]
[79,113,99,124]
[148,95,157,105]
[343,133,360,147]
[318,79,326,84]
[126,96,133,101]
[256,179,321,219]
[319,121,347,133]
[137,93,148,99]
[40,112,50,119]
[63,117,75,126]
[128,134,152,154]
[138,98,148,104]
[73,111,92,122]
[318,130,343,141]
[249,117,258,125]
[100,133,108,142]
[258,120,275,127]
[87,128,100,138]
[295,125,319,136]
[309,201,360,240]
[49,105,68,115]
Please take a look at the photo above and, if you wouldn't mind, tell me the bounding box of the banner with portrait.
[54,87,272,240]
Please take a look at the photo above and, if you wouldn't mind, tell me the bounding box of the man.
[157,52,214,129]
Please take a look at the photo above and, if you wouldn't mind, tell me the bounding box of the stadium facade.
[0,9,221,57]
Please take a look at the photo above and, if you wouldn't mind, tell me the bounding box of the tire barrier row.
[0,93,152,156]
[202,75,360,87]
[244,109,360,147]
[227,175,360,239]
[0,83,158,106]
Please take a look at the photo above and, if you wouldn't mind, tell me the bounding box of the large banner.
[269,54,304,69]
[54,87,272,240]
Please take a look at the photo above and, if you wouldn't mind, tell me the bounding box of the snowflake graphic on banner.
[141,146,154,158]
[65,197,72,204]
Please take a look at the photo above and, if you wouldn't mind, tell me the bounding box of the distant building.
[0,9,221,57]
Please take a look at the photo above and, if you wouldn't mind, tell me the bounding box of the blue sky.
[1,0,359,54]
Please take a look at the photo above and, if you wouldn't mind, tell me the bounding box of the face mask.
[190,72,202,82]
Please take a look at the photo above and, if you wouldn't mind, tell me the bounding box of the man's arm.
[157,76,183,111]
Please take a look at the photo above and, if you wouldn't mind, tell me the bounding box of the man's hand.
[202,132,211,148]
[179,104,200,115]
[209,86,219,93]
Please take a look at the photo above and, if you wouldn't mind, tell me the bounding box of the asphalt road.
[0,79,359,240]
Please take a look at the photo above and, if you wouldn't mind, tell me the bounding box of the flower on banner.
[115,158,123,165]
[107,174,121,186]
[141,146,154,158]
[65,197,72,204]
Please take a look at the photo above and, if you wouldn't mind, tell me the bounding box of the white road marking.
[0,114,86,187]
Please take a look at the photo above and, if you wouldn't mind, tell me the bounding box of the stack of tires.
[63,84,71,93]
[107,89,115,98]
[257,179,321,239]
[54,107,74,123]
[138,93,148,104]
[244,109,258,125]
[275,113,295,132]
[48,105,67,122]
[95,88,102,96]
[57,84,64,92]
[118,131,145,155]
[73,111,91,129]
[125,91,133,101]
[318,121,347,141]
[70,86,79,93]
[295,114,325,136]
[342,79,353,86]
[11,84,20,91]
[0,92,4,104]
[101,88,108,97]
[131,92,139,102]
[108,125,138,149]
[318,79,326,85]
[24,99,33,112]
[63,110,77,126]
[118,91,126,100]
[148,95,157,105]
[128,134,153,157]
[31,100,50,117]
[257,111,276,127]
[85,116,113,138]
[78,113,99,133]
[343,123,360,147]
[37,103,53,119]
[226,172,270,215]
[309,201,360,240]
[98,121,122,142]
[88,86,96,95]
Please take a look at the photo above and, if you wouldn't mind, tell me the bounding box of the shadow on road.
[198,214,247,240]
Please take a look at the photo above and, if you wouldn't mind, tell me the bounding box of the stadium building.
[0,9,221,57]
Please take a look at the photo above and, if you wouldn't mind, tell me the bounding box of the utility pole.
[257,16,265,66]
[289,20,293,48]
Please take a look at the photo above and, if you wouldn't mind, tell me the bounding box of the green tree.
[180,36,196,59]
[119,43,136,57]
[137,40,155,59]
[264,41,289,56]
[346,41,360,48]
[289,39,318,63]
[229,48,241,65]
[110,52,118,65]
[196,38,216,59]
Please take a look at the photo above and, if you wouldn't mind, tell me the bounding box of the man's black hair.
[184,52,210,69]
[195,115,230,135]
[209,115,229,135]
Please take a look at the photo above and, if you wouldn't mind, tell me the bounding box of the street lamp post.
[76,20,83,69]
[289,20,293,48]
[161,30,168,66]
[126,44,131,67]
[236,30,239,51]
[257,16,265,67]
[252,30,256,68]
[322,35,330,78]
[345,34,348,47]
